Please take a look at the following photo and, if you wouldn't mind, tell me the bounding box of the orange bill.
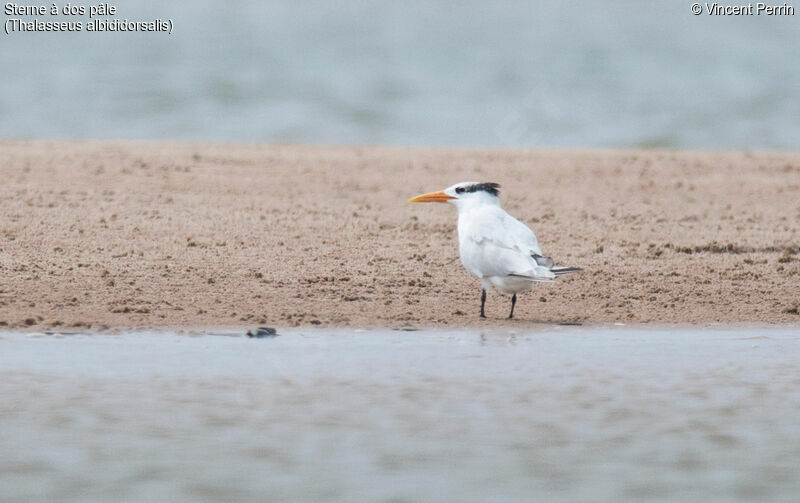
[408,190,455,203]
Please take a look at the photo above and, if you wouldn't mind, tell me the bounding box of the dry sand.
[0,140,798,329]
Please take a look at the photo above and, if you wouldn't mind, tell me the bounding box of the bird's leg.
[480,289,487,318]
[508,294,517,319]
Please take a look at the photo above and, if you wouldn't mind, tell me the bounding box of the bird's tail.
[508,272,555,282]
[551,266,582,275]
[532,254,583,276]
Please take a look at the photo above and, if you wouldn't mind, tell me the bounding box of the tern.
[408,182,581,319]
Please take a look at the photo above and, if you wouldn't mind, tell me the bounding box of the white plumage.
[409,181,581,318]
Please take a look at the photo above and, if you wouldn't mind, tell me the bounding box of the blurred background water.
[1,0,798,149]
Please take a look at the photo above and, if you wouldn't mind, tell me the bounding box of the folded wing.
[460,206,555,281]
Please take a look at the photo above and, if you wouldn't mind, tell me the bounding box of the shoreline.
[3,322,799,338]
[1,140,798,329]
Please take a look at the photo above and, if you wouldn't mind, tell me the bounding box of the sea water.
[1,1,799,150]
[1,326,799,502]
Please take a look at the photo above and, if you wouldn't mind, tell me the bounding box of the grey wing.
[500,211,547,260]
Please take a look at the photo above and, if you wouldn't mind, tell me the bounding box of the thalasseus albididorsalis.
[409,182,581,319]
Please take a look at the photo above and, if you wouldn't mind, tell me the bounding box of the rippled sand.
[2,141,799,329]
[1,327,799,502]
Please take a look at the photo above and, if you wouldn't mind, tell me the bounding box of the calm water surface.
[1,1,799,149]
[1,326,799,502]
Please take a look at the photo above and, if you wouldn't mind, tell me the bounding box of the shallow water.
[1,327,799,502]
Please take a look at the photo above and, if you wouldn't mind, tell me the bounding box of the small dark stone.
[24,318,36,326]
[247,327,278,338]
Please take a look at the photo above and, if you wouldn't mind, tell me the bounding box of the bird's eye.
[455,187,465,194]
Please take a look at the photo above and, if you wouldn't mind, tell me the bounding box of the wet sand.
[0,140,798,329]
[2,328,800,502]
